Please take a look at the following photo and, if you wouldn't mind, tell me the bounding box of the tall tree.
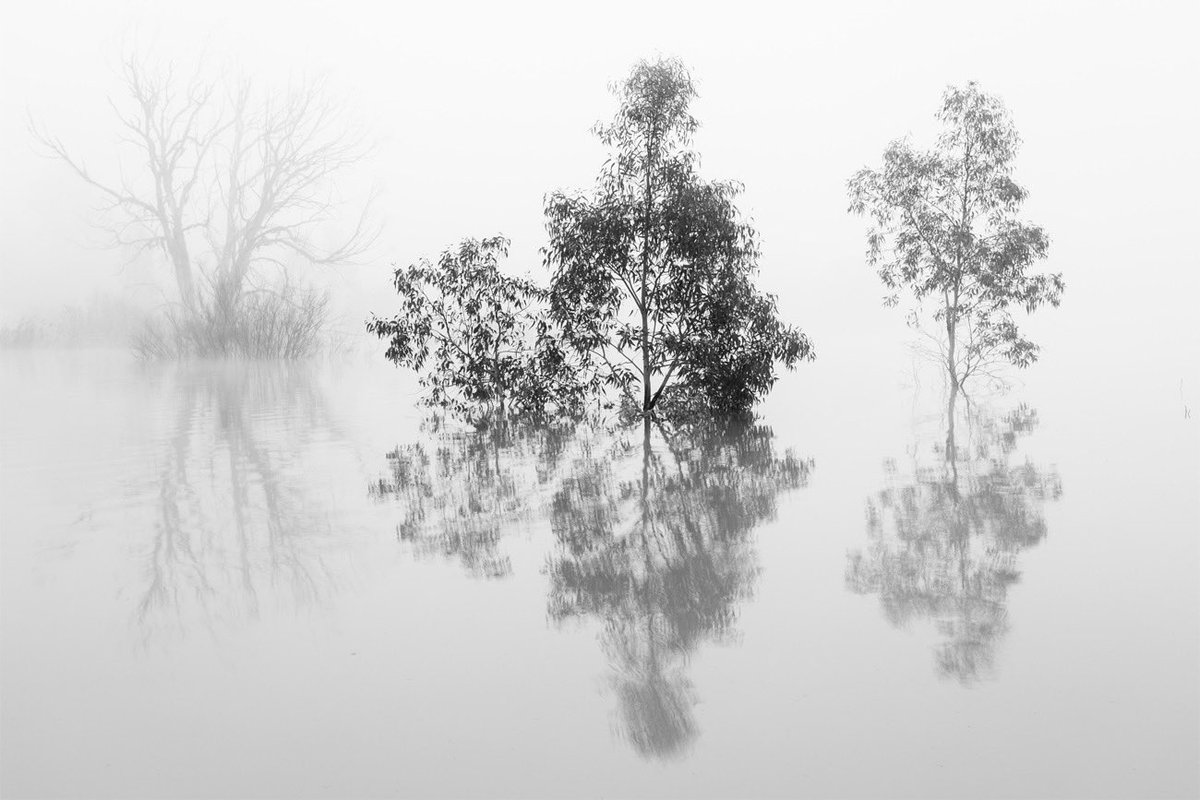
[545,58,812,417]
[32,54,374,315]
[848,83,1063,414]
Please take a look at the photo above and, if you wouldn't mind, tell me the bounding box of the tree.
[31,54,374,316]
[544,58,813,417]
[848,83,1063,412]
[366,236,590,426]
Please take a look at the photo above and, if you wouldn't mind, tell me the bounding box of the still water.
[2,349,1196,798]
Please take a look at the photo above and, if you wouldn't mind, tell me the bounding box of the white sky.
[2,0,1198,380]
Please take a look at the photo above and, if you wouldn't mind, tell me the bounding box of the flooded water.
[2,348,1197,798]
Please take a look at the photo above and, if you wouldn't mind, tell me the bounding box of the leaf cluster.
[367,236,592,426]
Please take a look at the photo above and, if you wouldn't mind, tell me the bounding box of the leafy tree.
[544,58,813,417]
[848,83,1063,408]
[367,236,589,426]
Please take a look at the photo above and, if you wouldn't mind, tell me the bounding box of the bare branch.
[33,52,373,314]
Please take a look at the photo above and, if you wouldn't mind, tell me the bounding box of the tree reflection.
[846,402,1062,682]
[139,362,346,643]
[548,417,812,758]
[368,420,578,578]
[369,412,811,758]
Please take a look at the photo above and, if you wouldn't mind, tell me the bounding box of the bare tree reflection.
[846,402,1062,682]
[548,417,812,758]
[138,362,346,643]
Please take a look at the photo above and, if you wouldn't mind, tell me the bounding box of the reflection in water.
[371,415,810,759]
[846,403,1062,682]
[549,418,811,758]
[138,362,344,643]
[369,421,578,578]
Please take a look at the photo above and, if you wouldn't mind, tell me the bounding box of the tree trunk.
[167,236,197,314]
[174,260,197,313]
[946,387,959,482]
[641,132,654,415]
[642,307,651,413]
[946,315,959,465]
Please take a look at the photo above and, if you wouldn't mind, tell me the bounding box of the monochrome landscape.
[1,3,1197,798]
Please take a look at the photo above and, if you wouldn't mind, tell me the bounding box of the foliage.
[848,82,1063,393]
[367,236,592,426]
[544,58,812,416]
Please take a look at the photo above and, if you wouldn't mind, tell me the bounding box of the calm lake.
[2,347,1196,798]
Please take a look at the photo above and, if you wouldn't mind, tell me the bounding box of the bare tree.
[31,53,375,315]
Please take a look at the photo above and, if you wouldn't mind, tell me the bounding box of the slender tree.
[848,83,1063,415]
[545,58,812,417]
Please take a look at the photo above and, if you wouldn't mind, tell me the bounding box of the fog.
[2,2,1198,798]
[3,1,1198,382]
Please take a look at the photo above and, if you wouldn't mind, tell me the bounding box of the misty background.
[2,0,1197,398]
[3,3,1199,797]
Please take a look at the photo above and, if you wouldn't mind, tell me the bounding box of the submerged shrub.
[134,276,330,360]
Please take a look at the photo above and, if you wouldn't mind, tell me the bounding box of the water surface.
[2,349,1196,798]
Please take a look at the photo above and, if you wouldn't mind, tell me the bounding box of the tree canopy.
[545,58,813,417]
[366,236,590,426]
[848,83,1063,397]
